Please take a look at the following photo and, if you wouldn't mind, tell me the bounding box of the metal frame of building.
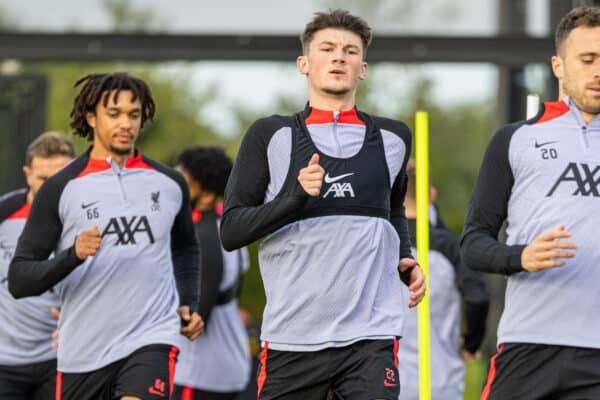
[0,32,553,65]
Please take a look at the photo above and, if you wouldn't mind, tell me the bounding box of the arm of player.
[169,171,203,339]
[460,124,530,275]
[220,119,314,251]
[449,234,489,356]
[8,180,85,298]
[460,124,577,274]
[195,210,224,327]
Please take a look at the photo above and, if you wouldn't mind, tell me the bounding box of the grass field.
[464,359,487,400]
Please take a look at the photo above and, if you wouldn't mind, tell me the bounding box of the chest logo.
[535,140,559,148]
[323,172,355,198]
[547,162,600,197]
[101,216,155,245]
[324,172,355,183]
[151,191,160,212]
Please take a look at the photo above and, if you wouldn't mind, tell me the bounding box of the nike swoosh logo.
[324,172,355,183]
[383,380,398,387]
[81,201,100,209]
[534,140,559,148]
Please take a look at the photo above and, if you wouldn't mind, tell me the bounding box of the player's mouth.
[114,132,134,144]
[586,86,600,95]
[329,69,346,76]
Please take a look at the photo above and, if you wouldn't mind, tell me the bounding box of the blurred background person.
[173,146,251,400]
[398,159,489,400]
[0,131,74,400]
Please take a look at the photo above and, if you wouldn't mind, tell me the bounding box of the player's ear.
[86,112,97,129]
[359,61,368,80]
[23,165,31,181]
[297,56,309,75]
[551,55,564,81]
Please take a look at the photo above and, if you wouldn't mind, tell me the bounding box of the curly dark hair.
[555,7,600,53]
[176,146,233,196]
[70,72,156,141]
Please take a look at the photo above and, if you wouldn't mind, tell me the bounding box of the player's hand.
[51,307,60,349]
[461,348,478,362]
[521,225,577,272]
[459,336,479,361]
[238,307,251,327]
[298,153,324,197]
[74,225,102,261]
[399,259,426,308]
[179,306,204,341]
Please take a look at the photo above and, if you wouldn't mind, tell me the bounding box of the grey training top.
[462,97,600,349]
[0,189,59,366]
[221,106,413,351]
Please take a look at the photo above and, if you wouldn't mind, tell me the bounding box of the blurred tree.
[0,5,18,31]
[102,0,166,32]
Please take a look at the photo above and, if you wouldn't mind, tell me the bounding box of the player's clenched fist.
[75,225,102,261]
[179,306,205,341]
[298,153,325,197]
[521,225,577,272]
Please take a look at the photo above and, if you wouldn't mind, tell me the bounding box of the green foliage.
[396,77,494,233]
[23,62,229,164]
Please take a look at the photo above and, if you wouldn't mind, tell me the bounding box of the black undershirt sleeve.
[195,211,223,326]
[166,169,201,312]
[376,116,414,265]
[390,171,414,261]
[435,228,489,353]
[9,177,83,298]
[220,118,309,251]
[460,123,527,275]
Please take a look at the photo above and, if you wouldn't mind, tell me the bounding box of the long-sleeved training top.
[0,189,59,366]
[461,97,600,349]
[398,219,489,400]
[221,105,413,351]
[8,149,200,373]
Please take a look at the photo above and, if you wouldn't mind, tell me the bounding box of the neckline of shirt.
[304,106,365,126]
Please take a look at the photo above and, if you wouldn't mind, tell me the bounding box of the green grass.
[464,358,487,400]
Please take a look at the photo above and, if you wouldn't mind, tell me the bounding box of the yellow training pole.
[415,111,431,400]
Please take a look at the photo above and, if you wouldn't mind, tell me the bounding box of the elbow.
[7,262,40,299]
[459,235,481,271]
[219,217,240,252]
[8,271,29,299]
[220,235,238,252]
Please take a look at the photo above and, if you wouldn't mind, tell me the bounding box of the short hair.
[176,146,233,197]
[301,9,372,56]
[555,6,600,53]
[25,131,75,166]
[70,72,156,141]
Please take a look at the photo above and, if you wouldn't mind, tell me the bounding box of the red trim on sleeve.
[481,343,505,400]
[7,203,29,220]
[393,338,399,370]
[168,346,179,397]
[181,386,195,400]
[534,101,570,125]
[257,342,269,399]
[305,107,365,126]
[55,371,62,400]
